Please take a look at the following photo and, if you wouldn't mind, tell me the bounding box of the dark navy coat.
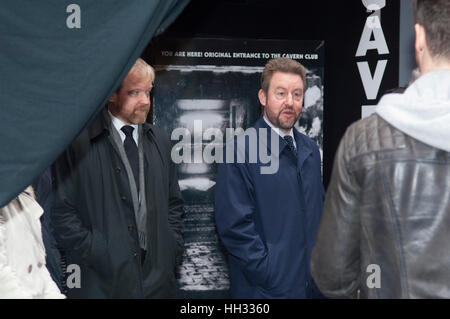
[215,117,325,298]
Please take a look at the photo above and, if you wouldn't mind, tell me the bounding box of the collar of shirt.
[263,115,296,150]
[108,110,139,145]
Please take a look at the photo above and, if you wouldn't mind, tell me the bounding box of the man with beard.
[215,58,325,298]
[52,58,184,298]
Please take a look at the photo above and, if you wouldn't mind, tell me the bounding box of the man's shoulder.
[343,114,406,158]
[142,122,167,137]
[141,123,172,152]
[228,123,269,151]
[68,109,107,148]
[294,129,320,152]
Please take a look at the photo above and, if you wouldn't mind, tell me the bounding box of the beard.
[265,106,301,131]
[130,105,150,124]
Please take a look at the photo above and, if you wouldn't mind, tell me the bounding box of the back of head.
[413,0,450,61]
[261,58,306,93]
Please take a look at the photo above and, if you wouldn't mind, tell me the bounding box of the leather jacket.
[310,114,450,298]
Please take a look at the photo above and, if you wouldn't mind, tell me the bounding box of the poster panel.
[147,38,324,298]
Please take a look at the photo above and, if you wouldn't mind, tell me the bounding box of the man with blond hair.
[311,0,450,298]
[52,58,184,298]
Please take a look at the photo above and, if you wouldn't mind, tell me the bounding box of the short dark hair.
[261,58,306,93]
[413,0,450,60]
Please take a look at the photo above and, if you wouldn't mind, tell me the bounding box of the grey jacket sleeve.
[310,126,361,298]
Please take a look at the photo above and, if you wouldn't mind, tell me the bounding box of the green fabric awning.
[0,0,189,206]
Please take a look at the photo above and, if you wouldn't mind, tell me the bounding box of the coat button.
[121,195,126,201]
[115,167,121,173]
[28,265,32,273]
[133,252,138,258]
[128,225,133,231]
[37,262,43,268]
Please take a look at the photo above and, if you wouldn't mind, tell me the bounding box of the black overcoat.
[52,110,184,298]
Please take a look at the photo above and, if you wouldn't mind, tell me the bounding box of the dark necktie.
[121,125,139,192]
[283,135,297,158]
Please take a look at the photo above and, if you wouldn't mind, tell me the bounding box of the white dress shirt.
[108,110,139,145]
[263,115,297,150]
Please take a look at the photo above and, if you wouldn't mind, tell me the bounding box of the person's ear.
[109,92,118,104]
[414,23,426,56]
[258,89,267,107]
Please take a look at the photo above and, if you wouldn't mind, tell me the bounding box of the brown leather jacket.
[311,114,450,298]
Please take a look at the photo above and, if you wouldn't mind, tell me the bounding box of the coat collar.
[253,116,313,168]
[87,107,154,141]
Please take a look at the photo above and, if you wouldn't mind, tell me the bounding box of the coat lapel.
[254,116,313,169]
[293,128,313,169]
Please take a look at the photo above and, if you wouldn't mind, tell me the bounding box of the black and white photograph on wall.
[144,37,324,298]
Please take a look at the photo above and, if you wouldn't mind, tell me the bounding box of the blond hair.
[130,58,155,82]
[116,58,155,93]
